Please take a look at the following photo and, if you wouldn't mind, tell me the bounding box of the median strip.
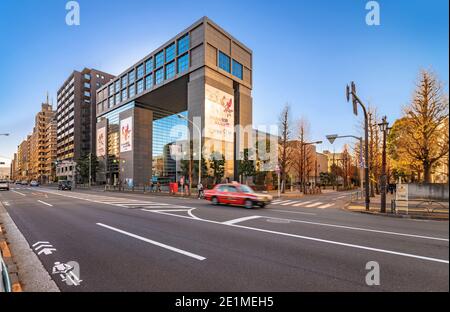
[96,223,206,261]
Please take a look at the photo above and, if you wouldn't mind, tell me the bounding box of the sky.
[0,0,448,167]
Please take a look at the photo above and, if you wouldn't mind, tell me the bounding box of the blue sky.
[0,0,448,166]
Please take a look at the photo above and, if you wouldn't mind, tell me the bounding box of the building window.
[178,53,189,73]
[115,93,120,105]
[165,61,175,80]
[145,58,153,74]
[232,60,243,79]
[84,91,90,97]
[109,97,114,108]
[109,85,114,97]
[219,51,231,73]
[121,75,128,89]
[155,68,164,85]
[84,82,90,89]
[115,80,120,92]
[177,34,189,55]
[137,64,144,79]
[165,43,176,62]
[145,74,153,90]
[137,79,144,94]
[129,84,135,98]
[84,74,91,80]
[155,51,164,68]
[122,89,128,101]
[129,70,136,84]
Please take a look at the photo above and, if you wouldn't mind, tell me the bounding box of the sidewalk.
[346,194,449,220]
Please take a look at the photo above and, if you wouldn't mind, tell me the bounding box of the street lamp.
[346,82,370,211]
[378,116,390,213]
[177,114,202,187]
[301,141,322,194]
[326,134,364,195]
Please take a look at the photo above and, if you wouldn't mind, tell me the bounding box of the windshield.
[239,185,255,193]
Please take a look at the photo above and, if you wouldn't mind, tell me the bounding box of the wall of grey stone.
[408,183,449,201]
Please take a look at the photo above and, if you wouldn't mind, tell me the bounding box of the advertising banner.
[96,127,106,157]
[204,84,234,143]
[120,117,133,153]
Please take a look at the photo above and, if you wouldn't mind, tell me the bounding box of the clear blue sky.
[0,0,448,166]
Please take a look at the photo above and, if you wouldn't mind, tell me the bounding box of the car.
[15,180,21,185]
[58,180,72,191]
[30,180,39,187]
[20,180,28,185]
[0,180,10,191]
[204,182,273,209]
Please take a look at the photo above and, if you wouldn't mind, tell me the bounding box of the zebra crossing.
[30,188,190,210]
[270,196,347,209]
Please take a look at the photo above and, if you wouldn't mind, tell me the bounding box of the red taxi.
[204,183,273,209]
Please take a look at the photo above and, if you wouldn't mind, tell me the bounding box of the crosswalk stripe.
[280,200,298,206]
[318,203,334,209]
[293,201,312,206]
[306,202,323,208]
[275,200,294,205]
[271,200,283,204]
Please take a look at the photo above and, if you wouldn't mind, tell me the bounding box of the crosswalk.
[270,195,349,209]
[30,188,190,210]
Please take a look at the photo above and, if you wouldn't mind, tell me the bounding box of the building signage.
[120,117,133,153]
[96,127,106,157]
[204,84,234,143]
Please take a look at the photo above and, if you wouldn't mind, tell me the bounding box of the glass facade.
[178,53,189,73]
[177,34,189,55]
[165,43,176,62]
[137,79,144,94]
[146,58,153,74]
[152,111,187,182]
[232,60,243,79]
[137,64,144,79]
[155,68,164,85]
[219,51,231,73]
[165,61,175,80]
[121,75,128,89]
[155,51,164,68]
[129,70,136,84]
[129,84,136,98]
[145,74,153,90]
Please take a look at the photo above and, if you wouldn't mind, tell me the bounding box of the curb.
[0,225,23,292]
[344,204,449,221]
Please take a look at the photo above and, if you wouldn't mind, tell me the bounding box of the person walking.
[197,182,204,199]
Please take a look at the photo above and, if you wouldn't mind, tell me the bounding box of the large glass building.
[96,17,253,186]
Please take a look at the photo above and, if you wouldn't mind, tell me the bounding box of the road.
[0,186,448,291]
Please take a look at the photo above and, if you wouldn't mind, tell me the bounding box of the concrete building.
[17,136,31,181]
[96,17,253,186]
[29,100,56,184]
[56,68,114,181]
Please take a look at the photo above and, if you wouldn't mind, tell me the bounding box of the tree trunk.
[423,161,432,183]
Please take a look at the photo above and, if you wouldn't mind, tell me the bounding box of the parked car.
[204,182,273,209]
[15,180,21,185]
[0,180,10,191]
[20,180,28,185]
[30,180,39,187]
[58,180,72,191]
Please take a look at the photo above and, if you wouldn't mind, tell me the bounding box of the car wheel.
[212,197,219,205]
[244,199,253,209]
[258,203,266,208]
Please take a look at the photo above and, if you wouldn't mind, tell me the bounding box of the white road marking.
[37,200,53,207]
[318,203,334,209]
[275,200,294,205]
[96,223,206,261]
[222,215,262,225]
[270,209,317,216]
[12,190,26,196]
[293,201,312,206]
[271,200,283,204]
[336,195,347,199]
[305,202,323,208]
[145,211,449,264]
[280,200,298,206]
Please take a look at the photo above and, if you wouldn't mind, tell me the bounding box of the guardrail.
[0,249,12,292]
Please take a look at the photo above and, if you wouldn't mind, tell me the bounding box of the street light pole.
[89,152,92,188]
[346,82,370,211]
[378,116,389,213]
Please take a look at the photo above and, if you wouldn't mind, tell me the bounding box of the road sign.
[326,135,338,144]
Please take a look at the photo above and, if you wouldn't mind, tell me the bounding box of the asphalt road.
[0,186,448,291]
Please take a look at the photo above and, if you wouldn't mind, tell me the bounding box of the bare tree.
[391,70,449,183]
[278,104,293,193]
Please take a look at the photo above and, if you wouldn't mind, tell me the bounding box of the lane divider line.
[96,223,206,261]
[144,210,449,264]
[37,200,53,207]
[11,190,26,196]
[222,215,262,225]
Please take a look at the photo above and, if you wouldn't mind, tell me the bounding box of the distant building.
[56,68,114,181]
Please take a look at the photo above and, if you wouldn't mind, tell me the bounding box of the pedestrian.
[197,181,204,199]
[157,181,161,192]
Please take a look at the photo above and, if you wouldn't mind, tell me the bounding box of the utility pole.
[88,152,92,188]
[378,116,389,213]
[346,82,370,211]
